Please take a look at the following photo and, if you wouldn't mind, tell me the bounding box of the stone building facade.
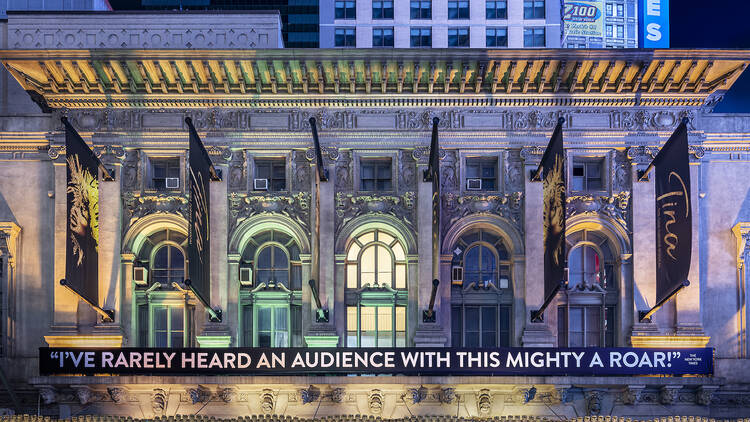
[0,11,750,420]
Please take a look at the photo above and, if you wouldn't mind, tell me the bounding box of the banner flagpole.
[423,117,441,323]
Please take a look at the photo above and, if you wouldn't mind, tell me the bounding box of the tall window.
[451,229,513,347]
[410,0,431,19]
[372,28,394,47]
[616,3,624,16]
[372,0,393,19]
[335,0,356,19]
[486,0,507,19]
[346,229,408,347]
[486,27,508,47]
[605,3,613,16]
[558,229,619,347]
[239,229,303,347]
[410,27,432,47]
[523,0,545,19]
[360,158,392,191]
[134,228,194,347]
[606,24,613,38]
[448,27,470,47]
[448,0,469,19]
[335,28,356,47]
[524,27,545,47]
[254,158,286,192]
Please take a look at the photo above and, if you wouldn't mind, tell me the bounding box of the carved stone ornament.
[300,385,320,404]
[585,391,603,416]
[476,389,492,416]
[440,150,459,192]
[407,386,428,404]
[441,192,524,237]
[152,389,167,415]
[368,389,384,415]
[122,192,188,233]
[519,146,544,165]
[47,145,66,160]
[621,386,643,405]
[188,387,210,404]
[508,110,565,130]
[260,389,275,414]
[335,192,416,236]
[438,388,455,404]
[290,110,355,131]
[218,388,237,403]
[39,387,57,405]
[398,150,417,192]
[330,388,345,403]
[567,192,631,231]
[122,149,141,191]
[71,386,105,405]
[107,387,127,404]
[229,192,311,233]
[505,150,524,192]
[227,151,247,192]
[660,386,678,405]
[186,109,250,131]
[626,145,659,165]
[396,109,462,130]
[93,145,126,165]
[696,386,717,406]
[335,150,353,191]
[293,150,312,191]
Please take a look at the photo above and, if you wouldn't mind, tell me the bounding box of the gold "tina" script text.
[656,171,689,260]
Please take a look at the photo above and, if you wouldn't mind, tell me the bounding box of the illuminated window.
[239,229,303,347]
[558,229,619,347]
[151,244,185,286]
[450,229,513,347]
[346,229,408,347]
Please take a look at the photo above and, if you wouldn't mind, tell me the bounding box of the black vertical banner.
[65,122,100,306]
[653,120,691,304]
[428,117,440,284]
[187,121,212,307]
[541,119,566,301]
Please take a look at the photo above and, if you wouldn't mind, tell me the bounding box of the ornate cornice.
[3,49,748,110]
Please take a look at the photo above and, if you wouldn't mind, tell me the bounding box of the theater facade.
[1,11,750,420]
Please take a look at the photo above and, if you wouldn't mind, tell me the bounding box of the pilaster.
[96,159,122,335]
[204,161,229,339]
[51,159,77,333]
[520,148,554,346]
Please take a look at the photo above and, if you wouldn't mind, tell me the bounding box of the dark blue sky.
[671,0,750,112]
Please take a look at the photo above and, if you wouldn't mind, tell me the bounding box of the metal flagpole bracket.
[530,279,567,323]
[638,280,690,323]
[184,279,222,323]
[422,279,440,323]
[309,117,329,182]
[308,279,329,323]
[59,279,115,323]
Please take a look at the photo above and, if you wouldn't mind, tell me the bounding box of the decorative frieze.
[122,193,188,232]
[335,192,416,236]
[441,192,524,237]
[229,192,311,233]
[566,192,631,230]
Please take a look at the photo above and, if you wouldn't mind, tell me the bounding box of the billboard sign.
[563,0,605,38]
[40,347,713,376]
[641,0,670,47]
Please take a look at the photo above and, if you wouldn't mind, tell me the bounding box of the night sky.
[671,0,750,112]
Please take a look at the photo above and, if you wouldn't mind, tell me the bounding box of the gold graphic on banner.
[657,171,689,261]
[543,154,566,266]
[67,155,99,266]
[190,167,208,263]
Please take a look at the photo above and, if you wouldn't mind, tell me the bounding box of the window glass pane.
[451,306,462,347]
[347,306,358,347]
[154,247,168,268]
[258,307,272,331]
[569,307,584,347]
[465,246,480,284]
[258,247,272,268]
[347,242,361,260]
[481,306,497,347]
[395,264,406,289]
[392,242,405,261]
[347,263,358,288]
[377,244,392,271]
[274,246,288,269]
[360,307,376,347]
[359,232,375,244]
[569,247,583,288]
[480,245,496,286]
[465,307,480,347]
[171,307,183,331]
[275,307,289,347]
[498,306,511,347]
[586,307,601,347]
[378,232,394,245]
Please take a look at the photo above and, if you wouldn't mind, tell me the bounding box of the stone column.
[120,253,135,345]
[226,253,241,346]
[96,150,123,337]
[628,146,665,338]
[197,160,231,347]
[414,158,447,346]
[51,156,77,333]
[520,147,554,346]
[675,159,706,336]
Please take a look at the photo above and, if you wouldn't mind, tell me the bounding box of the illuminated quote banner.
[40,347,712,376]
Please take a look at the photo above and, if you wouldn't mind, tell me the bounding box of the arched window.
[558,229,619,347]
[239,229,302,348]
[133,228,194,348]
[450,229,513,347]
[345,229,408,347]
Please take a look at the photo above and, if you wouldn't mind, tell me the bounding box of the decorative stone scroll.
[441,192,524,237]
[335,192,416,236]
[122,193,188,233]
[228,192,311,233]
[566,192,631,230]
